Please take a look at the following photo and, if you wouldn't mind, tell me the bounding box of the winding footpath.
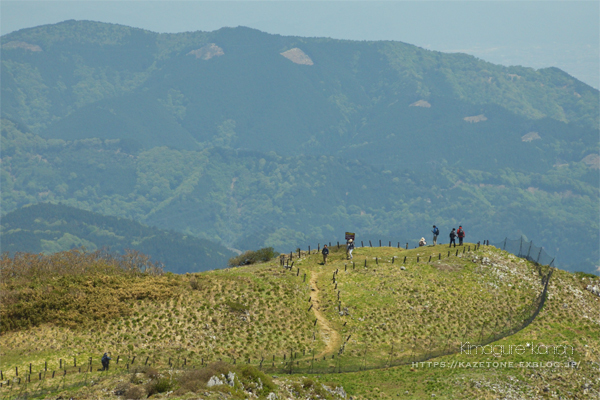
[309,270,342,359]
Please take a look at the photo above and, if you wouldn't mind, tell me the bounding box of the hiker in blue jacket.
[432,225,440,245]
[101,353,111,371]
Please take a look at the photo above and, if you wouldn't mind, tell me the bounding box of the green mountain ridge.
[0,202,235,273]
[1,20,598,273]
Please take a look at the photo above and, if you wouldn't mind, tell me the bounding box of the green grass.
[1,246,598,399]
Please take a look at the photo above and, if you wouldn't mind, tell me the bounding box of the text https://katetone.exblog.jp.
[412,342,579,369]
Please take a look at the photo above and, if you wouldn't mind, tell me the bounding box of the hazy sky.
[2,1,599,88]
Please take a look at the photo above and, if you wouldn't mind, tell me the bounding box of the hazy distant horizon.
[1,1,598,89]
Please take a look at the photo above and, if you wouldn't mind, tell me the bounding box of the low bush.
[146,377,173,395]
[124,385,145,399]
[228,247,278,267]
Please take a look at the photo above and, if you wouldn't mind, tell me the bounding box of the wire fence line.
[491,236,556,268]
[1,239,556,393]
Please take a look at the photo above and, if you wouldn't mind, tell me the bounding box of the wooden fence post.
[369,240,372,247]
[406,243,408,249]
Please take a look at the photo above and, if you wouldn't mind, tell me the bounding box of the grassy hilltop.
[1,244,598,399]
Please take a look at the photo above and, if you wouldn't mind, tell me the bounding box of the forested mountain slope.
[0,203,234,273]
[1,20,598,273]
[2,120,597,273]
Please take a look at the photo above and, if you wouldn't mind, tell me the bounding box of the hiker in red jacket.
[457,225,465,246]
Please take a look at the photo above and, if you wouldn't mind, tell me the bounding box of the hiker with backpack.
[322,244,329,265]
[101,353,111,371]
[457,226,465,246]
[346,239,354,260]
[449,228,457,248]
[432,225,440,245]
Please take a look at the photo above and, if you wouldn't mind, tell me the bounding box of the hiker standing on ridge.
[322,244,329,265]
[449,228,457,248]
[346,239,354,260]
[101,352,111,371]
[457,225,465,246]
[432,225,439,245]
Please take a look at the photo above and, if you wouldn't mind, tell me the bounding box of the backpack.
[433,227,439,235]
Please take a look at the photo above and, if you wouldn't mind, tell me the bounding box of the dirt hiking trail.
[309,270,342,359]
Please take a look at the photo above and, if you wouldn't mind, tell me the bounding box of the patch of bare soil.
[187,44,224,60]
[432,262,462,272]
[280,48,314,65]
[409,100,431,108]
[463,114,487,123]
[522,132,541,142]
[2,41,42,52]
[581,154,600,169]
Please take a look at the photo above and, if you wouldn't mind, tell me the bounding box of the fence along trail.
[0,239,556,389]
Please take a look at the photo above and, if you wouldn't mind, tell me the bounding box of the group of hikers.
[320,226,466,264]
[319,239,355,265]
[420,225,465,247]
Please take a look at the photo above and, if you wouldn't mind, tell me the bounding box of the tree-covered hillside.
[1,21,598,273]
[0,202,235,273]
[2,120,597,273]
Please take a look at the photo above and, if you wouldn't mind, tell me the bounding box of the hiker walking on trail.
[449,228,457,248]
[322,244,329,265]
[457,225,465,246]
[432,225,439,245]
[101,353,111,371]
[346,239,354,260]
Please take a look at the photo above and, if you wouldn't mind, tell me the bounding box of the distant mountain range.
[1,21,598,273]
[1,203,235,273]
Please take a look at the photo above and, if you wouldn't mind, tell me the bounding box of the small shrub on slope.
[228,247,279,267]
